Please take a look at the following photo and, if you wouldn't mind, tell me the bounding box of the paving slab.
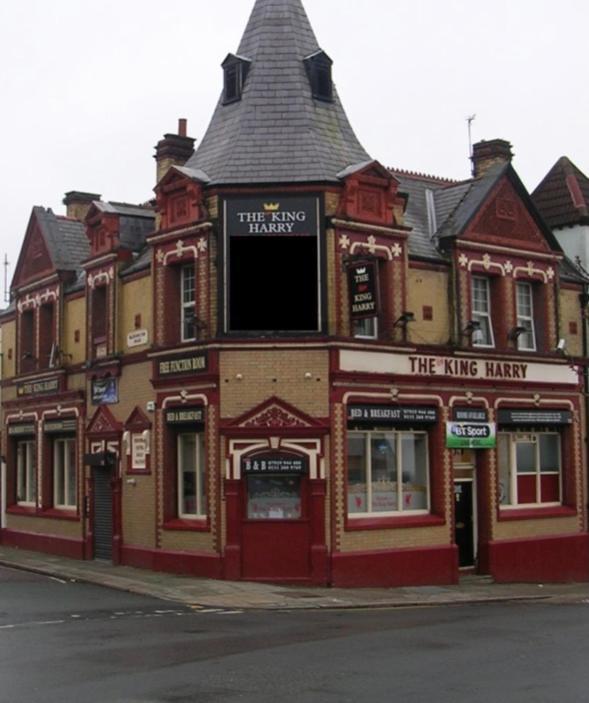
[1,545,588,611]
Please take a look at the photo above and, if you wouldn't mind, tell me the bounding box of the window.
[177,432,206,518]
[498,432,561,507]
[222,56,250,104]
[471,276,494,347]
[515,282,536,351]
[247,475,302,520]
[17,440,37,506]
[181,264,196,342]
[92,285,107,358]
[353,317,377,339]
[54,438,77,509]
[20,309,35,373]
[347,431,429,516]
[304,51,333,102]
[39,303,55,369]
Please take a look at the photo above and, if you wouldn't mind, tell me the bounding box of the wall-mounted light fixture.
[462,320,484,345]
[394,311,415,328]
[508,326,527,342]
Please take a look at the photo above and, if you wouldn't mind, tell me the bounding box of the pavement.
[1,544,588,611]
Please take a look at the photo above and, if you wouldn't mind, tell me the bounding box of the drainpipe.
[581,286,589,522]
[1,457,5,530]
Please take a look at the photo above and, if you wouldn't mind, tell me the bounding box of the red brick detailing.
[337,162,403,227]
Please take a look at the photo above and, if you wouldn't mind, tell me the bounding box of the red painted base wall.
[487,533,589,583]
[331,544,459,588]
[1,529,85,560]
[121,545,223,580]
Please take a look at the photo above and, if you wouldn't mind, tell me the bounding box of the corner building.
[1,0,588,587]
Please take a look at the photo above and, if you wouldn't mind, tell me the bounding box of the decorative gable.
[338,161,405,227]
[227,396,324,430]
[86,405,123,437]
[12,213,54,290]
[124,406,152,431]
[465,178,554,254]
[155,168,207,231]
[86,204,120,258]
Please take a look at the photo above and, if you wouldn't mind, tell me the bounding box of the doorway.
[454,480,475,568]
[92,465,114,561]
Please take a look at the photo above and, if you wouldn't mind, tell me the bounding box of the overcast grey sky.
[1,0,587,297]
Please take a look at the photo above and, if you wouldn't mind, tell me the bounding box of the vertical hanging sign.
[348,261,379,319]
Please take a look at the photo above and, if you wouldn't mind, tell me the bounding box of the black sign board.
[8,423,36,437]
[453,407,489,423]
[348,261,379,319]
[84,451,116,467]
[225,196,319,237]
[158,353,208,377]
[242,453,308,475]
[165,406,205,425]
[348,405,438,424]
[16,376,60,398]
[497,409,573,426]
[91,377,118,405]
[44,418,77,434]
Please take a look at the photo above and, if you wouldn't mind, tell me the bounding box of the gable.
[463,177,554,254]
[124,406,152,431]
[226,396,324,430]
[87,405,123,436]
[12,215,54,289]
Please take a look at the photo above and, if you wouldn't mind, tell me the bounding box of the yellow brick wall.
[219,349,329,419]
[407,268,451,345]
[122,474,157,548]
[494,516,579,541]
[0,318,16,380]
[118,276,153,354]
[559,288,583,357]
[6,514,82,539]
[63,297,86,366]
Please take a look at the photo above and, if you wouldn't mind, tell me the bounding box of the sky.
[0,0,588,300]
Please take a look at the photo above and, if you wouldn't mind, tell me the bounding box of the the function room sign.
[348,261,379,318]
[225,196,319,237]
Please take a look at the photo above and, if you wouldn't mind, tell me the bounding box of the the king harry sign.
[225,196,319,236]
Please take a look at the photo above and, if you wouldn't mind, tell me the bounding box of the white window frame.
[353,316,378,340]
[498,432,561,509]
[177,432,206,519]
[515,281,537,351]
[471,276,495,348]
[17,440,36,506]
[347,430,430,517]
[181,264,196,343]
[53,438,77,510]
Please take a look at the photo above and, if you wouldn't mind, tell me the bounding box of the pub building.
[1,0,588,587]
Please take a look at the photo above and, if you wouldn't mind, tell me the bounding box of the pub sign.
[348,261,379,319]
[225,196,319,237]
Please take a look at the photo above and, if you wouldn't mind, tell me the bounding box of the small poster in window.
[131,435,147,470]
[91,377,118,405]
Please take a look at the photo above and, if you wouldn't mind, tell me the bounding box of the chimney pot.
[63,191,101,221]
[178,118,187,137]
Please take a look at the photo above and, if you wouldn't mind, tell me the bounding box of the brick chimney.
[63,191,101,221]
[471,139,513,178]
[154,119,196,184]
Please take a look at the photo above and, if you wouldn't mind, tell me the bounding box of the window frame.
[471,275,495,348]
[16,439,37,507]
[53,437,77,510]
[353,316,378,340]
[515,281,537,351]
[347,429,430,518]
[498,431,562,509]
[180,263,197,343]
[176,431,206,519]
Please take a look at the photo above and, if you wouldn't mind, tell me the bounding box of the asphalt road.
[1,564,588,703]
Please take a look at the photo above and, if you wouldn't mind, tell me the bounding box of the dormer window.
[304,50,333,102]
[222,54,251,104]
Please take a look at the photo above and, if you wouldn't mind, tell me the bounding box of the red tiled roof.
[532,156,589,229]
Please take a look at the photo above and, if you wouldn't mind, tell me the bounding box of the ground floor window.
[17,440,37,506]
[54,437,77,509]
[177,432,206,518]
[497,432,561,507]
[347,430,429,516]
[247,475,302,520]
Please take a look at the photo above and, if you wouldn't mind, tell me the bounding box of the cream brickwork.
[546,283,557,349]
[122,475,157,548]
[1,319,16,379]
[341,525,449,551]
[206,196,219,220]
[220,350,329,419]
[6,515,82,539]
[160,529,215,553]
[63,297,86,366]
[326,229,338,336]
[494,516,579,540]
[118,276,153,354]
[559,288,584,357]
[324,192,339,217]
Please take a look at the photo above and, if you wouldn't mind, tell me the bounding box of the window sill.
[498,506,577,521]
[346,514,445,531]
[7,505,37,516]
[126,469,151,476]
[163,518,209,532]
[40,508,80,522]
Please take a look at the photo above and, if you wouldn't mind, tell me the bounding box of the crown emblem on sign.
[356,267,366,275]
[263,202,280,212]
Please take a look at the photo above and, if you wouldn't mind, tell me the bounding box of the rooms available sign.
[225,196,319,237]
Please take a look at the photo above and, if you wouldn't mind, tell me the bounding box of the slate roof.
[93,201,155,254]
[185,0,371,184]
[35,207,90,272]
[532,156,589,229]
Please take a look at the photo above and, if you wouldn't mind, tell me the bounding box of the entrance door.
[92,466,113,560]
[241,472,311,581]
[454,481,474,568]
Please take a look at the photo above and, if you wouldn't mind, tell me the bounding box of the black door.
[454,482,474,568]
[92,467,113,561]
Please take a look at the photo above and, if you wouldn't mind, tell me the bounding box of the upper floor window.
[181,264,196,342]
[471,276,494,347]
[17,440,37,506]
[498,432,561,507]
[39,303,55,369]
[515,282,536,351]
[91,285,108,358]
[222,54,251,104]
[353,317,378,340]
[20,309,35,373]
[304,51,334,102]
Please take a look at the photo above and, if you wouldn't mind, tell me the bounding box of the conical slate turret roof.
[186,0,371,184]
